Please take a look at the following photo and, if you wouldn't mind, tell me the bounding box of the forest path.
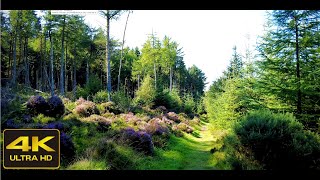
[141,120,218,170]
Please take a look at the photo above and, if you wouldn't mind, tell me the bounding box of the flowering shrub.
[176,122,194,133]
[166,112,181,123]
[2,119,20,129]
[60,132,76,162]
[145,118,169,136]
[83,114,112,132]
[122,128,154,155]
[47,96,65,118]
[22,114,32,123]
[74,99,99,117]
[43,121,65,131]
[26,95,49,115]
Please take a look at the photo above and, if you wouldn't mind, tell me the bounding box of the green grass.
[66,158,110,170]
[136,121,218,170]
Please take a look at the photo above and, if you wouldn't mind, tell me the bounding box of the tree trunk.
[154,62,157,89]
[138,74,140,89]
[86,45,90,85]
[106,11,111,101]
[118,11,130,91]
[8,36,12,78]
[49,31,54,96]
[169,66,173,91]
[24,37,30,87]
[295,16,302,115]
[60,16,66,96]
[43,34,47,91]
[12,34,17,87]
[73,47,77,100]
[65,42,68,92]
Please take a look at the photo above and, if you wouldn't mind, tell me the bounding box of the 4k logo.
[3,129,60,169]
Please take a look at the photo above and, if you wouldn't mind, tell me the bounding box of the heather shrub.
[60,132,76,163]
[1,119,21,129]
[43,121,65,131]
[121,128,154,155]
[145,118,170,136]
[176,122,194,133]
[235,109,320,170]
[165,112,181,123]
[22,114,32,123]
[82,114,112,132]
[26,95,49,115]
[47,96,65,118]
[171,125,184,137]
[74,99,99,117]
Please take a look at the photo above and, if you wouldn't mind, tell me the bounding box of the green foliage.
[183,94,196,114]
[154,88,182,112]
[33,114,55,124]
[204,78,241,129]
[134,76,156,108]
[111,90,132,113]
[76,75,103,100]
[67,158,110,170]
[235,109,320,169]
[93,90,109,103]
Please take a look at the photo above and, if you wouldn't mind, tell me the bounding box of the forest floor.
[140,120,220,170]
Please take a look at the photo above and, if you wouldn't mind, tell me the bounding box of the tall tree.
[59,15,66,96]
[100,10,122,101]
[258,10,320,125]
[118,11,131,91]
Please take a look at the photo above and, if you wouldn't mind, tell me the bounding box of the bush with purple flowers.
[122,128,154,155]
[22,114,33,123]
[82,114,112,132]
[47,96,65,118]
[26,95,49,115]
[43,121,65,131]
[165,112,181,123]
[145,118,169,136]
[2,119,20,129]
[60,132,76,162]
[74,99,99,117]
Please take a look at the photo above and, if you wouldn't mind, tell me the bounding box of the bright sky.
[82,10,267,90]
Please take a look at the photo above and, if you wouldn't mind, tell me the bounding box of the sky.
[81,10,267,90]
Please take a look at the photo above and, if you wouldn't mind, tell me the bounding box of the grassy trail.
[140,121,218,170]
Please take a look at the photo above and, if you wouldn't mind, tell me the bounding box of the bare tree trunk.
[138,74,140,89]
[86,45,90,85]
[49,31,54,96]
[294,16,302,115]
[65,42,68,92]
[118,11,130,91]
[24,37,30,87]
[169,66,173,91]
[106,11,111,101]
[73,47,77,99]
[154,62,157,89]
[60,16,66,96]
[12,34,17,87]
[8,36,12,78]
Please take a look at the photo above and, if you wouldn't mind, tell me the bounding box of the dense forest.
[1,10,319,170]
